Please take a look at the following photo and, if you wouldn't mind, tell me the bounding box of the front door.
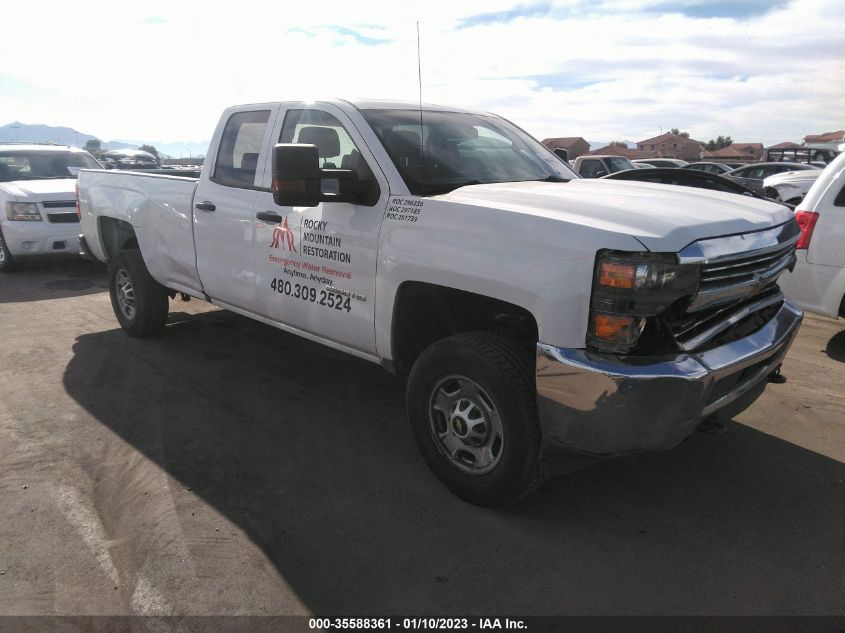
[253,104,389,356]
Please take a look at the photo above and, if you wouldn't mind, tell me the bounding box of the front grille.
[46,212,79,223]
[670,286,783,352]
[665,222,799,353]
[691,241,796,311]
[42,200,76,209]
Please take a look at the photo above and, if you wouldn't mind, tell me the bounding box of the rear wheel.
[0,228,16,273]
[108,249,169,336]
[406,332,542,506]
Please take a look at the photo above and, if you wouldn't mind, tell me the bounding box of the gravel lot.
[1,258,844,616]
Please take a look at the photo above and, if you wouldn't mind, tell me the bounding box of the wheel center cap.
[451,416,468,436]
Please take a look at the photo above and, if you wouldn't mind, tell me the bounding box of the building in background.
[541,137,590,161]
[636,132,704,161]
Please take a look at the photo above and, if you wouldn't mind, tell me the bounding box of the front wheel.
[108,249,169,337]
[406,332,543,506]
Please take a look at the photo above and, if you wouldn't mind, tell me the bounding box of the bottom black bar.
[0,617,844,633]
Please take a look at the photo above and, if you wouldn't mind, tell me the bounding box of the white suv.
[0,144,102,272]
[778,151,845,318]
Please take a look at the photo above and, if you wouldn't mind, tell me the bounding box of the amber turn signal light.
[592,313,638,344]
[599,261,636,289]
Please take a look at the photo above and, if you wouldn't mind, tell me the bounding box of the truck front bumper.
[535,301,803,456]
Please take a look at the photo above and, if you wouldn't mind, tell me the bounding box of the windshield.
[605,157,635,173]
[360,109,577,195]
[0,150,101,182]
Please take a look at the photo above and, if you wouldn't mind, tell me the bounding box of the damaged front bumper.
[535,301,803,456]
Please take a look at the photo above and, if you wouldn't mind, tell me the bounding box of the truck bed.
[77,169,204,296]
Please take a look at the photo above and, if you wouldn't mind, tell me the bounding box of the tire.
[108,249,169,337]
[406,332,543,506]
[0,227,17,273]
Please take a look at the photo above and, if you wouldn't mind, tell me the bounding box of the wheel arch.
[98,216,138,261]
[390,280,539,375]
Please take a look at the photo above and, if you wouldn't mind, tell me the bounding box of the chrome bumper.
[536,301,803,456]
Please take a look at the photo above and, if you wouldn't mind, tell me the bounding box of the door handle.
[195,201,216,212]
[256,211,282,223]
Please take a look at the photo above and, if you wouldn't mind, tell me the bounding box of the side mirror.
[272,144,322,207]
[271,143,380,207]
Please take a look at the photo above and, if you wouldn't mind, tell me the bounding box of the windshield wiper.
[531,175,569,182]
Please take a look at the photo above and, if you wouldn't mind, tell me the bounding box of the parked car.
[603,167,768,200]
[725,162,819,194]
[778,153,845,319]
[762,169,823,206]
[684,162,733,175]
[572,154,636,177]
[632,158,688,168]
[101,149,159,170]
[0,143,102,272]
[78,99,802,506]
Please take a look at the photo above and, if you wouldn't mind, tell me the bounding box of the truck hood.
[0,178,77,200]
[439,179,793,252]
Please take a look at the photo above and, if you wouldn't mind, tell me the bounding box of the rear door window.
[212,110,270,189]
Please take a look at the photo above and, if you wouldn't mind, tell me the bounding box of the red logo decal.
[270,215,297,252]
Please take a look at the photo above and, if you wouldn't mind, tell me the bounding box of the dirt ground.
[1,258,843,617]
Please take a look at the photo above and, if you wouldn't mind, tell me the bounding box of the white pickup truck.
[77,100,803,505]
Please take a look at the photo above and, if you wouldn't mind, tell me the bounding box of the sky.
[0,0,843,147]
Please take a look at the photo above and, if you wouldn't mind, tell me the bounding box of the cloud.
[322,26,394,45]
[455,2,557,29]
[652,0,791,19]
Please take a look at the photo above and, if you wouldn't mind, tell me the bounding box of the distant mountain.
[588,140,637,150]
[0,122,208,158]
[0,121,97,147]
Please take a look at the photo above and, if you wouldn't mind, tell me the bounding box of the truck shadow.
[62,312,845,614]
[0,257,107,303]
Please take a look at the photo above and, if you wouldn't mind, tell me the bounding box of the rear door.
[194,105,278,310]
[252,103,389,356]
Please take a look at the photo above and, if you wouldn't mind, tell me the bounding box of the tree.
[670,128,690,138]
[705,135,733,151]
[138,144,160,159]
[609,141,628,147]
[83,139,102,156]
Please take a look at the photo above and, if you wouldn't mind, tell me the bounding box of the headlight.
[6,202,42,221]
[588,250,700,353]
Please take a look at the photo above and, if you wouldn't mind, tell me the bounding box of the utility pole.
[10,123,21,141]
